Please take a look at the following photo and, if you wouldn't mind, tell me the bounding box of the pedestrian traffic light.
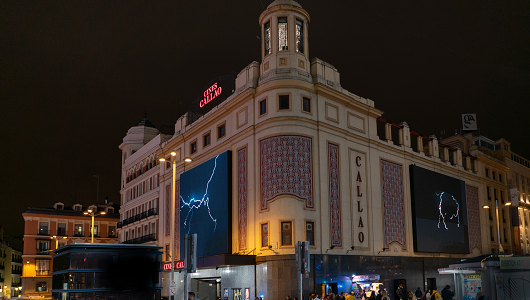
[185,233,197,273]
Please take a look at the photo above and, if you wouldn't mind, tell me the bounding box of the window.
[278,17,288,51]
[190,141,197,154]
[203,132,211,148]
[144,225,148,235]
[36,282,47,292]
[38,222,49,235]
[493,171,496,180]
[261,223,269,248]
[90,225,99,237]
[487,187,491,200]
[58,240,67,248]
[217,123,226,139]
[35,259,50,276]
[107,207,114,214]
[264,20,271,56]
[490,227,494,241]
[73,205,82,211]
[494,189,498,201]
[500,191,504,204]
[499,173,503,183]
[166,160,171,170]
[108,226,116,237]
[36,240,50,254]
[295,18,304,53]
[281,221,292,246]
[279,95,290,110]
[259,99,267,115]
[306,221,314,246]
[57,223,67,236]
[485,168,490,178]
[165,244,170,261]
[74,224,84,236]
[151,222,156,236]
[503,229,507,242]
[302,97,311,113]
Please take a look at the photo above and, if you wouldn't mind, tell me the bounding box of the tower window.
[261,223,269,248]
[279,95,290,110]
[302,97,311,113]
[296,19,304,53]
[264,21,271,56]
[278,17,288,51]
[259,99,267,115]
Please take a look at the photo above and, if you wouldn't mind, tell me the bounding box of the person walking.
[415,288,422,300]
[476,292,488,300]
[381,289,389,300]
[430,289,440,300]
[441,286,453,300]
[396,284,404,300]
[424,290,431,300]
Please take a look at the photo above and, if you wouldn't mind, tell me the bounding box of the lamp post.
[483,198,512,253]
[159,152,192,300]
[50,236,68,249]
[84,209,106,243]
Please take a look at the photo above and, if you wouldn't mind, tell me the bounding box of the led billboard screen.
[180,151,232,258]
[409,165,469,254]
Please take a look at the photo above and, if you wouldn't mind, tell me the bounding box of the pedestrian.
[408,291,414,300]
[476,292,488,300]
[441,286,453,300]
[382,289,388,300]
[424,289,431,300]
[375,290,382,300]
[415,288,422,300]
[189,292,196,300]
[430,289,440,300]
[346,291,354,300]
[396,284,404,300]
[314,294,321,300]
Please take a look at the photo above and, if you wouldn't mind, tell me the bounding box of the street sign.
[170,280,176,295]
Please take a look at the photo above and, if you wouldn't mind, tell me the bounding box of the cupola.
[258,0,311,85]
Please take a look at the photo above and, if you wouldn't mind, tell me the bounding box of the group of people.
[308,289,389,300]
[396,284,487,300]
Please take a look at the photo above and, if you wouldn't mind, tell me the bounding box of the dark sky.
[2,1,529,249]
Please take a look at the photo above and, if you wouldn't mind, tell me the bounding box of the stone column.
[399,122,410,147]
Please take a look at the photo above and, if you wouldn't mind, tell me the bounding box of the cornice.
[315,83,383,118]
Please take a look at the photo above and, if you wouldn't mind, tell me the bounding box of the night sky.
[2,1,529,249]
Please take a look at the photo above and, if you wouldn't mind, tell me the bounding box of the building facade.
[21,202,119,299]
[0,225,22,299]
[118,1,512,299]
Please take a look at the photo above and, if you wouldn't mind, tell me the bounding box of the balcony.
[12,282,21,287]
[38,229,50,236]
[13,257,23,263]
[122,233,156,244]
[12,268,22,275]
[117,222,123,229]
[141,211,148,219]
[148,208,157,217]
[122,209,158,228]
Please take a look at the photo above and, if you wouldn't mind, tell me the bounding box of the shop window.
[278,17,288,51]
[38,222,49,235]
[306,221,315,246]
[217,123,226,139]
[259,99,267,115]
[74,224,84,236]
[190,141,197,154]
[264,20,271,56]
[302,97,311,113]
[295,19,304,54]
[203,132,211,148]
[281,221,292,246]
[279,95,290,110]
[261,223,268,248]
[36,282,47,292]
[35,259,50,276]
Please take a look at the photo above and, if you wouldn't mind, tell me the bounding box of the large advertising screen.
[180,151,232,258]
[409,165,469,254]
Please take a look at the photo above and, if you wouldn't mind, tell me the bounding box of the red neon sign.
[163,260,185,270]
[199,83,222,108]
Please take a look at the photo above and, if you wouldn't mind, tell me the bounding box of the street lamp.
[483,199,503,253]
[84,209,106,243]
[159,151,192,299]
[50,236,68,249]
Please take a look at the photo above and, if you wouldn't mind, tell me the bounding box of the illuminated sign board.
[409,165,469,254]
[352,275,380,281]
[200,83,222,108]
[163,261,185,270]
[180,151,232,259]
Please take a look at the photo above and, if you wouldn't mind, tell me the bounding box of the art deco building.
[118,1,509,299]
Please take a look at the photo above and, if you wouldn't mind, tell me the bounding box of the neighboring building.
[118,0,514,298]
[21,202,119,299]
[50,243,162,300]
[468,134,530,255]
[0,225,22,299]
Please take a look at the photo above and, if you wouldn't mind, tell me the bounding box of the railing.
[13,257,23,263]
[73,233,84,237]
[12,268,22,275]
[121,208,158,227]
[36,270,49,276]
[12,282,21,287]
[56,229,67,236]
[38,230,50,236]
[122,233,156,244]
[36,248,50,255]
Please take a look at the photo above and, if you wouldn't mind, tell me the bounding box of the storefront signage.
[350,150,368,247]
[352,275,380,281]
[465,274,481,280]
[163,260,185,270]
[500,257,530,269]
[200,83,223,108]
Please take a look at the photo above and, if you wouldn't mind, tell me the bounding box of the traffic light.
[295,241,310,274]
[185,233,197,273]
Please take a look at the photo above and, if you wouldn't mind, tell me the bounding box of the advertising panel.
[409,165,469,253]
[180,151,232,258]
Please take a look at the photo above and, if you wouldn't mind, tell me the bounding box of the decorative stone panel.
[381,160,406,249]
[466,185,482,252]
[166,184,171,236]
[175,180,180,259]
[238,148,247,250]
[328,143,341,246]
[260,136,313,210]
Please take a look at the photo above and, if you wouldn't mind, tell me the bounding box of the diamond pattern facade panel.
[381,160,406,249]
[175,180,180,259]
[260,136,313,210]
[329,143,341,246]
[238,147,247,250]
[466,185,482,252]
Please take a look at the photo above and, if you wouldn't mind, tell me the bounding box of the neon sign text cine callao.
[163,260,185,270]
[199,83,222,108]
